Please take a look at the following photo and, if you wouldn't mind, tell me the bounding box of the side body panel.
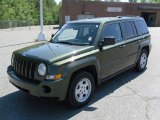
[98,44,126,79]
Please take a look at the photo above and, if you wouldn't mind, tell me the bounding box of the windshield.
[51,23,100,45]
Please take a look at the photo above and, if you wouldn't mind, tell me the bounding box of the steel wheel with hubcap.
[66,71,95,107]
[140,52,147,69]
[75,78,92,103]
[135,49,148,72]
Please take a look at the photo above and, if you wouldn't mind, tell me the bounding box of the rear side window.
[121,21,137,39]
[103,23,122,42]
[135,20,148,35]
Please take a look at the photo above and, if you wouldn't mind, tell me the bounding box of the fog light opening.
[42,86,51,94]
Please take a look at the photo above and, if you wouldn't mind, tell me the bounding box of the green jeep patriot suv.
[7,16,151,107]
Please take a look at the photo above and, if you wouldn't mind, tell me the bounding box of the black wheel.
[135,49,148,72]
[66,71,95,108]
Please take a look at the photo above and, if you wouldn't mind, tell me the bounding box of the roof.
[68,16,143,24]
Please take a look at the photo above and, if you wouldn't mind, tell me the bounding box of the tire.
[66,71,95,108]
[135,49,148,72]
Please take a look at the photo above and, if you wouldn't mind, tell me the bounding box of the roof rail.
[117,15,140,18]
[126,15,140,17]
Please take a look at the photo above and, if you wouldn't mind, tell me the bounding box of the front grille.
[12,55,38,80]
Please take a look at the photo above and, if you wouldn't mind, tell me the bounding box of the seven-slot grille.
[12,55,38,80]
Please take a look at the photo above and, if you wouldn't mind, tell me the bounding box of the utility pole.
[37,0,47,41]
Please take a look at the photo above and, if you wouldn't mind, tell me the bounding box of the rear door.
[120,21,140,67]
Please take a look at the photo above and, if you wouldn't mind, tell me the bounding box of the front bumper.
[7,66,67,101]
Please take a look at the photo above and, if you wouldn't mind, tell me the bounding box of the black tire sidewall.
[67,71,95,107]
[136,49,148,72]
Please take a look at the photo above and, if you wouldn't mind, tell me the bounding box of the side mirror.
[102,36,115,46]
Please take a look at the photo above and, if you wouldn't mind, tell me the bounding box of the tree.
[128,0,137,2]
[149,0,160,3]
[0,0,61,25]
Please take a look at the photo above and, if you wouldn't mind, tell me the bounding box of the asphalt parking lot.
[0,26,160,120]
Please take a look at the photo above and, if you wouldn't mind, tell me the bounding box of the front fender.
[65,56,100,79]
[61,55,100,98]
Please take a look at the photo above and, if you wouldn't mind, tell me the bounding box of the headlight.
[38,63,46,76]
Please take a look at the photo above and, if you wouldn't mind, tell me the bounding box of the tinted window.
[103,23,122,42]
[131,22,138,35]
[121,21,137,39]
[135,20,148,35]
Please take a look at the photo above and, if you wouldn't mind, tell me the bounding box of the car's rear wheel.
[135,49,148,72]
[66,71,95,108]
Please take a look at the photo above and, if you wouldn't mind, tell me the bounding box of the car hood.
[14,42,94,63]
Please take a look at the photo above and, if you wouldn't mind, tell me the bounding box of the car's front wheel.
[66,71,95,108]
[135,49,148,72]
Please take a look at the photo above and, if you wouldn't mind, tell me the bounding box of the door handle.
[119,45,126,48]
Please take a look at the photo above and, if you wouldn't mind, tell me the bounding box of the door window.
[103,23,122,43]
[121,21,137,39]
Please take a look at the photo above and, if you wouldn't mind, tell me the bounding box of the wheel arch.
[136,45,150,64]
[70,65,99,86]
[63,56,101,99]
[65,56,101,85]
[141,46,150,55]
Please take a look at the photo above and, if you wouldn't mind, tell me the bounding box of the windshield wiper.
[53,41,74,45]
[74,43,90,46]
[52,41,90,46]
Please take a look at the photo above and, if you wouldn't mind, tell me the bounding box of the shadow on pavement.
[0,69,145,120]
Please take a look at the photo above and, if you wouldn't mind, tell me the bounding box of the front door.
[99,22,127,79]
